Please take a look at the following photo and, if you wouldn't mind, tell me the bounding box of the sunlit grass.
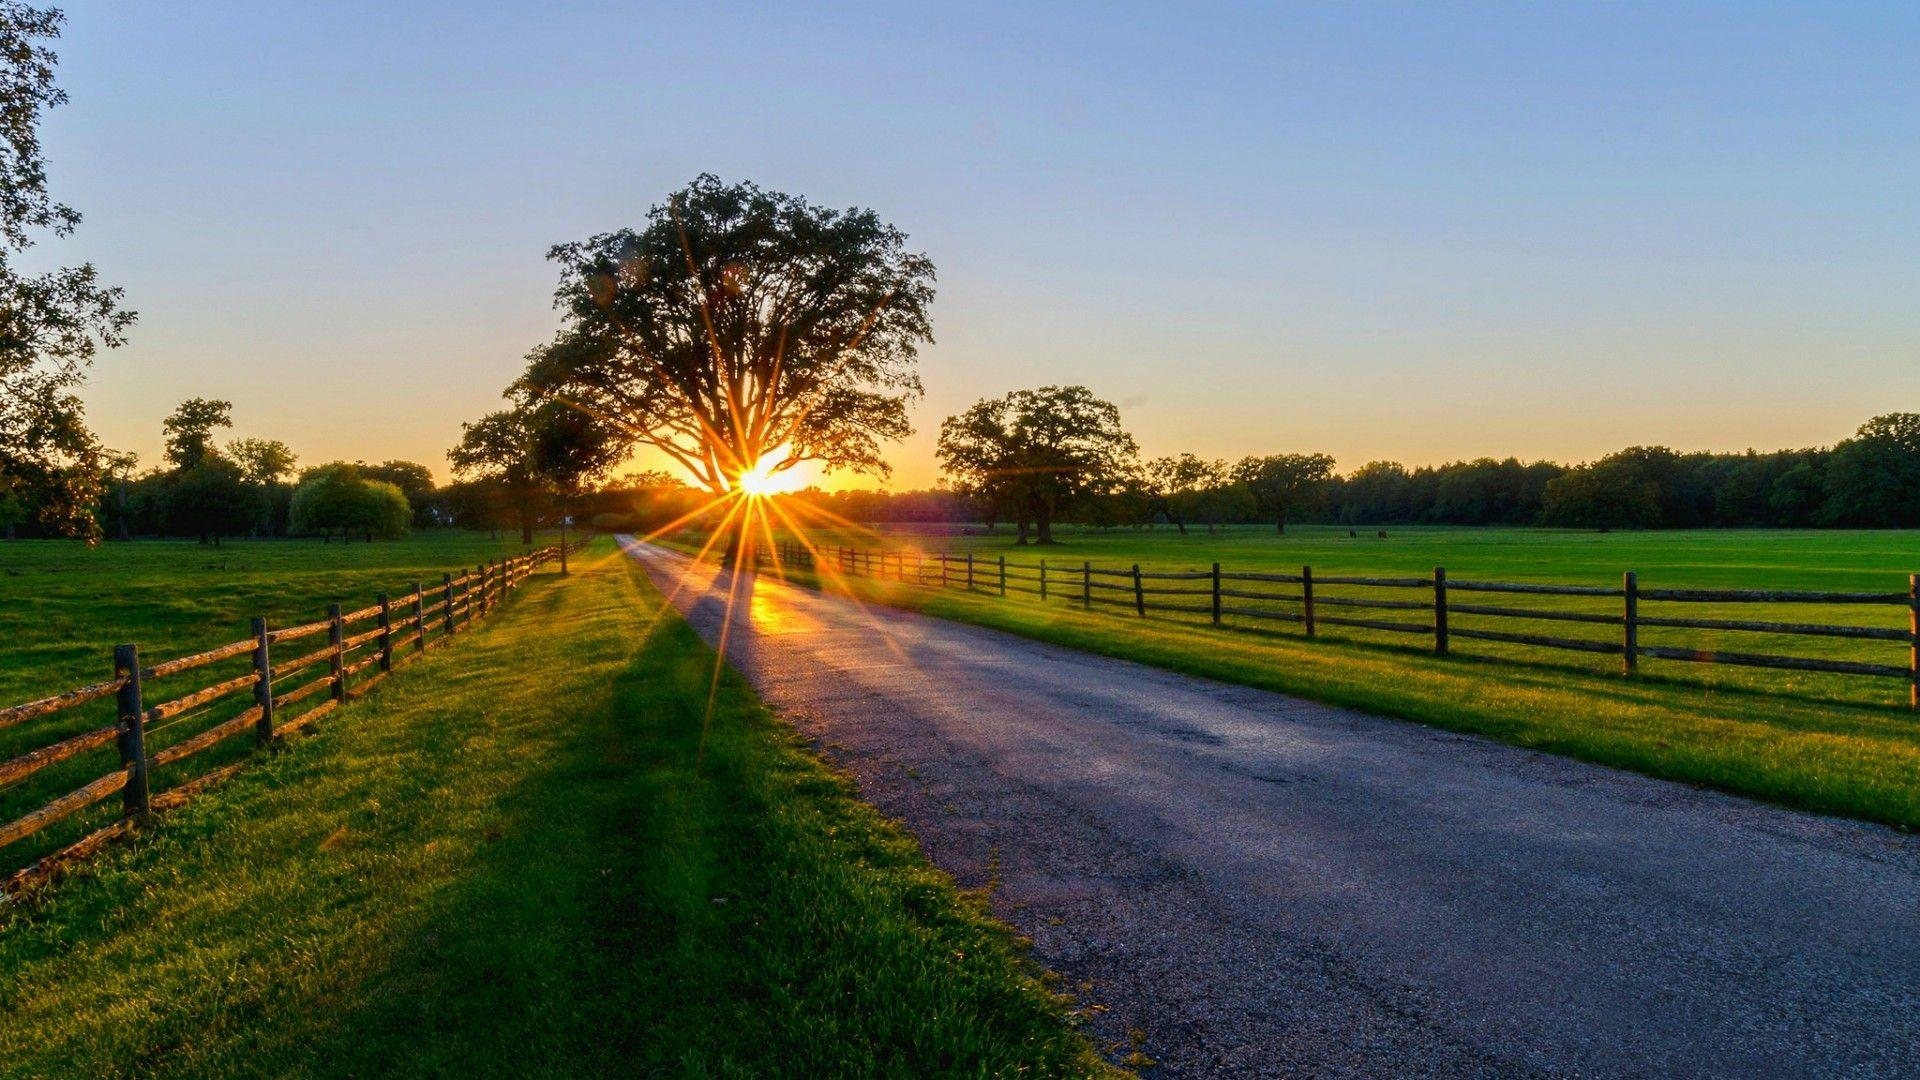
[0,538,1115,1077]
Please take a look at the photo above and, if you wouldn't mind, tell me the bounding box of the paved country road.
[622,539,1920,1078]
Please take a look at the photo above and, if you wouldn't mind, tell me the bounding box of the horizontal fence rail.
[756,540,1920,710]
[0,541,590,893]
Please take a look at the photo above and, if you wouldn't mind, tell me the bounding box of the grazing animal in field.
[1349,529,1357,538]
[1377,530,1388,539]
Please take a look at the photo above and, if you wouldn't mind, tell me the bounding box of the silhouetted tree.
[1822,414,1920,528]
[937,386,1138,544]
[1232,453,1336,534]
[1144,454,1225,535]
[0,4,135,542]
[518,176,935,561]
[161,398,232,470]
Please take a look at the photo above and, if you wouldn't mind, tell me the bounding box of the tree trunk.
[720,514,750,567]
[1036,503,1056,544]
[520,515,534,546]
[1276,514,1286,534]
[1015,518,1030,545]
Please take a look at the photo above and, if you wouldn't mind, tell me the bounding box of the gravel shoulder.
[625,539,1920,1078]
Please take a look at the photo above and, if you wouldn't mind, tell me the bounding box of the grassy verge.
[0,539,1113,1077]
[700,539,1920,831]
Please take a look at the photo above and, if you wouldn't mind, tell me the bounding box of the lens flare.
[734,447,800,497]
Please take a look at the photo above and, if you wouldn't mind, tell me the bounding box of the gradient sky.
[37,1,1920,489]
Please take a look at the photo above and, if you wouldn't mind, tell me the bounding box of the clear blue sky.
[41,1,1920,487]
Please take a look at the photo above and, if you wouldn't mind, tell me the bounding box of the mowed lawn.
[0,539,1112,1077]
[719,523,1920,829]
[0,533,577,870]
[0,532,570,705]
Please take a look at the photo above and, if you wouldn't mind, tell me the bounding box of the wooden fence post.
[1039,559,1048,601]
[1082,561,1091,609]
[1133,564,1145,616]
[411,582,425,654]
[1211,562,1222,626]
[1433,567,1448,655]
[442,572,456,638]
[328,603,346,701]
[999,556,1007,597]
[377,592,393,674]
[1623,571,1639,675]
[966,552,975,591]
[114,643,150,820]
[252,617,274,743]
[1909,572,1917,710]
[1302,566,1316,637]
[941,553,949,589]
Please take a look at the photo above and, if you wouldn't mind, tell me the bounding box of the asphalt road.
[623,539,1920,1078]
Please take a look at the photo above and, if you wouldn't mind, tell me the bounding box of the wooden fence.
[761,540,1920,709]
[0,543,584,890]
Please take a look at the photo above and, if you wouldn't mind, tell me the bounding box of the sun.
[734,448,801,497]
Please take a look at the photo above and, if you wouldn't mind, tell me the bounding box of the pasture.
[721,522,1920,829]
[0,532,568,706]
[0,540,1108,1075]
[0,533,572,871]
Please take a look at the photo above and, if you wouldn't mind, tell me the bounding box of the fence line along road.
[0,541,589,893]
[759,540,1920,710]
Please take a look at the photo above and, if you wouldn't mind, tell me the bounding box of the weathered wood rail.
[763,540,1920,709]
[0,542,587,891]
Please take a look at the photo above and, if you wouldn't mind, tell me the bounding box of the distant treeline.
[779,413,1920,531]
[1326,415,1917,528]
[11,403,1918,542]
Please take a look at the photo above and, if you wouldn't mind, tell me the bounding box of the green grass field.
[700,522,1920,830]
[0,538,1112,1076]
[0,532,569,705]
[0,533,577,870]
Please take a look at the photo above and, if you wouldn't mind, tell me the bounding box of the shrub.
[289,463,411,540]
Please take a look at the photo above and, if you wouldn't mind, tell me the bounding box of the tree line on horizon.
[817,403,1920,535]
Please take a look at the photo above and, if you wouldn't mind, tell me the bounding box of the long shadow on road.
[626,537,1920,1078]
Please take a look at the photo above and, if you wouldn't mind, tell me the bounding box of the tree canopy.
[516,175,935,495]
[936,386,1138,544]
[1231,453,1337,533]
[1823,414,1920,528]
[227,438,297,487]
[1144,454,1225,535]
[162,398,233,470]
[0,3,134,541]
[289,463,411,541]
[449,399,624,542]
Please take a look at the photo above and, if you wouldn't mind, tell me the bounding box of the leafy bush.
[289,463,411,540]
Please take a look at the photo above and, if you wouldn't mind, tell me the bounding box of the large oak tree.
[517,176,935,511]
